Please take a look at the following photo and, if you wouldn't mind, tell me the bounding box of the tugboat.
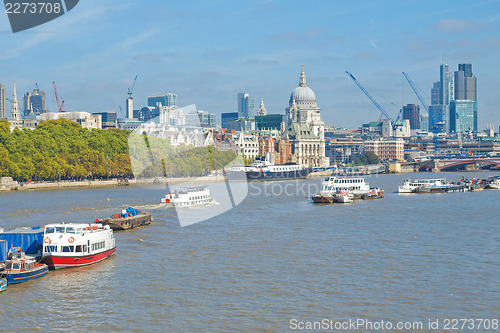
[42,223,115,269]
[1,248,48,284]
[98,207,152,231]
[161,185,214,207]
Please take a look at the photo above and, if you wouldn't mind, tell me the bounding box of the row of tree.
[0,119,238,182]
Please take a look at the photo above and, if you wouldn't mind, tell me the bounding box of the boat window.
[56,227,65,233]
[66,227,75,234]
[62,246,74,253]
[50,245,57,252]
[76,228,84,235]
[45,227,55,234]
[12,263,20,270]
[5,262,12,269]
[75,245,82,252]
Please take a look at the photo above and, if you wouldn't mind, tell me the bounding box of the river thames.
[1,172,499,332]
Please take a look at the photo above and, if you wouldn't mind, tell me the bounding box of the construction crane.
[346,71,401,133]
[128,75,138,98]
[402,72,442,153]
[53,81,65,112]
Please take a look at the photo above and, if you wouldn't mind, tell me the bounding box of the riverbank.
[0,175,228,192]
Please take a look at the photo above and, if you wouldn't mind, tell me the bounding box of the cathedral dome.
[289,86,316,102]
[289,65,316,103]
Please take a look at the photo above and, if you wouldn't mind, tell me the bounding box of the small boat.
[360,187,384,199]
[42,223,115,270]
[0,278,7,291]
[332,190,354,203]
[488,177,500,189]
[98,207,152,231]
[1,248,48,284]
[161,185,214,207]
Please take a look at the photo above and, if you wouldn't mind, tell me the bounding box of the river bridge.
[402,157,500,172]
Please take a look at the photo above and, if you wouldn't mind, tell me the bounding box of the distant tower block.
[126,97,133,119]
[11,83,20,120]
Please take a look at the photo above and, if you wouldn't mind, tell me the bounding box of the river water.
[1,172,499,332]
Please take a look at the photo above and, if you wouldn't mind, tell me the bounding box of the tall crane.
[128,75,138,98]
[53,81,65,112]
[346,71,401,133]
[402,72,442,152]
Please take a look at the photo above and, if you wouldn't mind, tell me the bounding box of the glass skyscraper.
[237,93,255,119]
[148,93,177,108]
[450,63,477,133]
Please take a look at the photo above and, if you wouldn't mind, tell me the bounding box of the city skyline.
[0,0,499,130]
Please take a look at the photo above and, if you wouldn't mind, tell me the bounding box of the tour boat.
[0,278,6,291]
[98,207,152,231]
[312,176,383,203]
[161,185,214,207]
[2,249,48,284]
[398,178,447,193]
[42,223,116,269]
[226,155,311,181]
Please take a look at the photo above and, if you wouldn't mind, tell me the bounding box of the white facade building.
[39,112,102,130]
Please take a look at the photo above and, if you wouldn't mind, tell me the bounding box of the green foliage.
[0,119,132,181]
[354,152,380,166]
[0,118,238,181]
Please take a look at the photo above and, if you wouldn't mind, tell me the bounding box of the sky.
[1,0,500,129]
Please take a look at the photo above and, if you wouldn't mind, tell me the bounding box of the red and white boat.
[42,223,116,269]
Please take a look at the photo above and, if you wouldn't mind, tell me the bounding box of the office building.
[402,104,420,130]
[221,112,238,129]
[148,93,177,108]
[186,110,216,128]
[450,63,477,133]
[0,83,5,118]
[237,93,255,119]
[255,114,284,131]
[93,112,117,129]
[23,87,46,116]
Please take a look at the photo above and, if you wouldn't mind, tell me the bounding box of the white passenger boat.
[488,178,500,189]
[312,176,383,203]
[161,185,214,207]
[398,178,447,193]
[332,190,354,203]
[42,223,116,269]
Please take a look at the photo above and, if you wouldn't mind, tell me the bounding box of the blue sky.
[1,0,500,129]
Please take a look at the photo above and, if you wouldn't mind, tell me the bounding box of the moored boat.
[332,190,354,203]
[98,207,152,231]
[161,185,214,207]
[42,223,115,270]
[398,178,447,193]
[488,177,500,189]
[226,155,311,181]
[0,277,6,291]
[1,248,48,284]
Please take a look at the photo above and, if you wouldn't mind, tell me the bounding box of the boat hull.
[43,247,116,270]
[100,213,152,231]
[0,278,7,291]
[312,195,334,203]
[5,265,48,284]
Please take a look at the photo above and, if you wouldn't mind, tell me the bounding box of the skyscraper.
[450,63,477,133]
[23,87,46,116]
[429,63,453,133]
[402,104,420,130]
[0,83,5,119]
[237,93,255,119]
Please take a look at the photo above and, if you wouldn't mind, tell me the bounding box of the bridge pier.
[432,159,440,172]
